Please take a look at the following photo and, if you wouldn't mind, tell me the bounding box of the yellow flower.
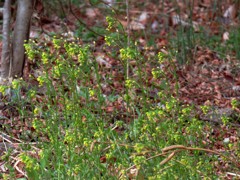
[42,52,49,64]
[0,85,7,95]
[33,107,41,115]
[11,79,22,89]
[89,89,95,97]
[37,76,45,86]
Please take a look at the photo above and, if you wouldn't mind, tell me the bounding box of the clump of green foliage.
[1,16,239,179]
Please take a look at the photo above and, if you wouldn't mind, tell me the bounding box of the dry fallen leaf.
[151,20,159,32]
[223,4,237,20]
[104,0,115,7]
[223,31,230,41]
[130,20,145,30]
[85,8,99,18]
[129,168,139,178]
[96,55,112,68]
[138,11,148,25]
[171,14,199,31]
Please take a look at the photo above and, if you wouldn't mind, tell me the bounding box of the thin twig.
[118,151,169,179]
[0,131,40,151]
[162,145,240,168]
[120,144,240,179]
[1,131,21,143]
[226,172,240,177]
[14,159,28,178]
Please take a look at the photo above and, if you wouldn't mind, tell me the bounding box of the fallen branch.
[162,145,240,168]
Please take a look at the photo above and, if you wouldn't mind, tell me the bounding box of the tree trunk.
[0,0,11,81]
[11,0,34,78]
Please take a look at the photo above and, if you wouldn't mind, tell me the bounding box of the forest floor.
[0,0,240,179]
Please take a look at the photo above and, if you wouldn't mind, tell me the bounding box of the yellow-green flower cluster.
[133,156,146,169]
[106,16,116,31]
[65,100,74,111]
[37,76,45,86]
[42,52,51,64]
[200,105,210,115]
[146,109,165,123]
[221,116,230,125]
[11,78,23,89]
[20,153,39,171]
[231,98,238,109]
[146,111,157,120]
[125,79,135,88]
[28,89,36,99]
[120,47,135,60]
[115,120,123,127]
[181,105,192,115]
[52,37,62,49]
[105,35,115,46]
[32,118,41,131]
[34,107,41,116]
[94,129,104,139]
[151,68,164,79]
[158,52,165,63]
[52,65,63,78]
[157,91,164,98]
[65,42,79,57]
[78,45,90,65]
[24,40,38,61]
[141,123,150,133]
[134,143,145,153]
[111,143,117,150]
[165,97,177,112]
[185,118,202,134]
[173,134,180,141]
[83,138,91,148]
[0,85,7,95]
[89,89,95,97]
[72,165,81,175]
[64,130,75,144]
[106,152,114,160]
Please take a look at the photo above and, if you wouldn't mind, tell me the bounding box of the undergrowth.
[0,15,239,179]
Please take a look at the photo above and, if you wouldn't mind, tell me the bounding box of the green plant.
[226,28,240,59]
[1,15,239,179]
